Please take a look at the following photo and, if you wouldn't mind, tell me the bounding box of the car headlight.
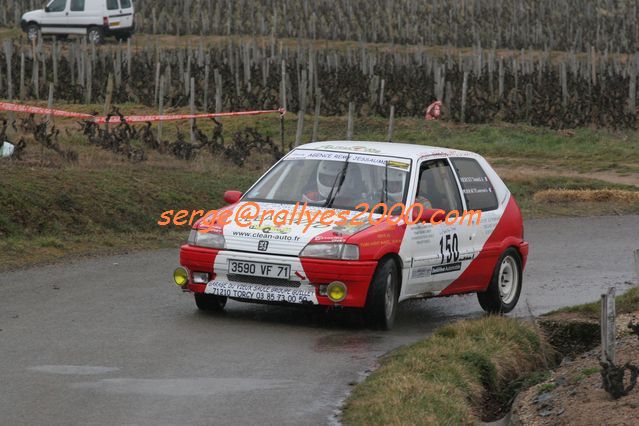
[300,243,359,260]
[188,230,226,249]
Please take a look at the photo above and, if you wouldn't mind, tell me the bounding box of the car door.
[399,158,473,297]
[107,0,134,31]
[117,0,134,30]
[449,157,504,286]
[66,0,91,34]
[40,0,69,34]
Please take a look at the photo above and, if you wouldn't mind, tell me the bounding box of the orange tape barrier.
[0,101,286,123]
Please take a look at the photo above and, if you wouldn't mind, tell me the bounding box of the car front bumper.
[179,244,377,308]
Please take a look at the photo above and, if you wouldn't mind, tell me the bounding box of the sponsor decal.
[249,224,292,234]
[257,240,269,252]
[431,262,462,275]
[316,144,382,153]
[411,266,432,279]
[205,280,317,305]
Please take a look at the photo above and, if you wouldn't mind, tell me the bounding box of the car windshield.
[244,150,411,211]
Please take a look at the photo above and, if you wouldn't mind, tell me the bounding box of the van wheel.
[87,27,104,44]
[194,293,227,312]
[477,248,522,314]
[26,24,39,42]
[364,258,399,330]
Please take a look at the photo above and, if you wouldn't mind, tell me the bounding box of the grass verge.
[548,287,639,320]
[342,316,553,425]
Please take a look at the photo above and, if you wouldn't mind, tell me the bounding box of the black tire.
[87,26,104,44]
[26,23,39,42]
[364,258,400,330]
[194,293,227,312]
[477,248,522,314]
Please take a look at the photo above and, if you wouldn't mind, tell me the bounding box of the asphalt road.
[1,216,638,425]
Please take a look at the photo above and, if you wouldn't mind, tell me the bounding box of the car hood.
[22,10,44,21]
[219,202,375,256]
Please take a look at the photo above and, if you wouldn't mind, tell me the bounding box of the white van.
[21,0,135,44]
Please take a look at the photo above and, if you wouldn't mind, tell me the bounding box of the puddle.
[71,378,295,396]
[314,333,384,353]
[29,365,119,375]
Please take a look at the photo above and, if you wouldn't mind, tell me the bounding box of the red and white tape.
[0,101,286,123]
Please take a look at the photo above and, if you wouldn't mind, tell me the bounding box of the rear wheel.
[87,26,104,44]
[26,24,39,42]
[364,258,399,330]
[477,248,522,314]
[194,293,227,312]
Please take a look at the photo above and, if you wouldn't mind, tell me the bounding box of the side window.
[451,158,499,211]
[415,159,462,211]
[47,0,67,12]
[120,0,132,8]
[70,0,85,12]
[107,0,119,10]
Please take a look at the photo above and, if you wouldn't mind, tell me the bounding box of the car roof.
[296,141,477,161]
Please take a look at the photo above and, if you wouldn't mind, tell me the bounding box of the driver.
[415,174,434,209]
[386,168,407,204]
[303,160,345,204]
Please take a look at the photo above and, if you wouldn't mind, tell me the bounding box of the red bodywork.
[179,197,528,308]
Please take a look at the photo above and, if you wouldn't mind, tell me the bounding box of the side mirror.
[44,6,50,12]
[223,190,243,205]
[411,208,445,224]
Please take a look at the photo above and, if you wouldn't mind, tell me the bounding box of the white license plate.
[205,281,317,305]
[228,259,290,279]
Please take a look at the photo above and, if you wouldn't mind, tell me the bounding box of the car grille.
[227,274,301,288]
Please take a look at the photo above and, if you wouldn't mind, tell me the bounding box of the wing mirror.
[44,6,50,12]
[223,190,243,204]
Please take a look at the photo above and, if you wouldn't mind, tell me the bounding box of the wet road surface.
[1,216,637,425]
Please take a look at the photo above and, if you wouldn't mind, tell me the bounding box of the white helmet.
[386,168,406,201]
[316,161,344,199]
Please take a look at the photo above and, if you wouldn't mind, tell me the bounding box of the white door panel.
[40,0,69,34]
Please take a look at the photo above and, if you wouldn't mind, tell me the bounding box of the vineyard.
[1,36,638,131]
[2,0,639,52]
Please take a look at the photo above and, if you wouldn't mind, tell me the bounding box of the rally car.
[173,141,528,329]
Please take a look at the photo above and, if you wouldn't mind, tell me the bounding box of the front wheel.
[194,293,227,312]
[26,24,39,42]
[477,248,522,314]
[87,26,104,44]
[364,258,399,330]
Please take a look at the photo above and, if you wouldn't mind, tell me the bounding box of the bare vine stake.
[346,102,354,140]
[52,40,59,86]
[154,62,161,107]
[158,75,165,142]
[387,105,395,142]
[311,92,321,142]
[103,74,114,132]
[19,51,25,100]
[214,68,222,113]
[4,39,13,100]
[600,287,617,365]
[280,59,287,111]
[46,83,54,132]
[203,63,210,111]
[461,71,469,123]
[190,77,195,144]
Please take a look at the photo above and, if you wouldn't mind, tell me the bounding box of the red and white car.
[174,141,529,329]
